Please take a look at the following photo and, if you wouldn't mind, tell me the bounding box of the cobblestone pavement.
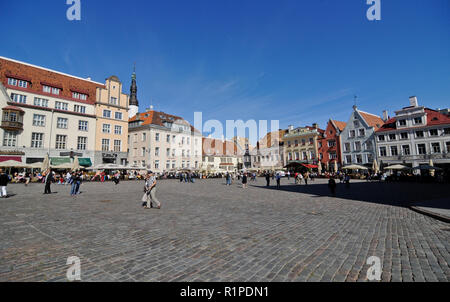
[0,178,449,282]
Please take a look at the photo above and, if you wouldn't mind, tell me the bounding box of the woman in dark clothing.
[242,173,248,189]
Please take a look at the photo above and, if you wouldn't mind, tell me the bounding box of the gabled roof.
[331,120,347,131]
[129,110,183,126]
[357,110,384,130]
[376,108,450,133]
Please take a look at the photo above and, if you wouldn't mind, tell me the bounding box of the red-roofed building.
[127,109,203,173]
[375,96,450,169]
[202,137,242,173]
[318,119,347,171]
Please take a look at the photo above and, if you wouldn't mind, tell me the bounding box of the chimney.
[382,110,389,121]
[409,96,418,107]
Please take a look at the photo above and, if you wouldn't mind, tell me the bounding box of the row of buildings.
[1,56,449,174]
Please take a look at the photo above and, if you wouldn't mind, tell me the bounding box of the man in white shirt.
[142,171,161,209]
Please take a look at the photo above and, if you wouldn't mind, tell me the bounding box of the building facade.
[340,106,384,167]
[202,137,241,173]
[318,120,346,171]
[282,124,324,166]
[375,96,450,169]
[0,56,103,167]
[250,130,286,171]
[128,110,202,173]
[94,75,129,166]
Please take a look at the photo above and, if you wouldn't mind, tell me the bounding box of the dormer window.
[414,117,422,125]
[43,85,61,95]
[8,77,29,88]
[73,92,88,101]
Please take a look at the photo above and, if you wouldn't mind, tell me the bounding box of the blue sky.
[1,0,449,143]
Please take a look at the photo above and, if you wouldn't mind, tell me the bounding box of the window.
[102,139,110,151]
[417,144,426,155]
[115,112,122,120]
[10,93,27,103]
[56,118,68,129]
[397,145,408,156]
[429,129,438,137]
[444,128,450,135]
[77,137,87,150]
[354,141,361,151]
[102,124,111,134]
[379,147,387,157]
[114,140,121,152]
[43,85,52,93]
[3,131,17,147]
[79,121,88,131]
[55,135,67,150]
[309,138,313,145]
[110,97,118,105]
[329,153,337,159]
[302,152,307,160]
[34,97,48,107]
[155,160,160,169]
[367,154,373,163]
[353,121,359,127]
[31,133,44,148]
[389,134,396,140]
[166,134,170,143]
[378,135,385,141]
[414,117,422,125]
[33,114,45,127]
[416,131,424,138]
[391,146,398,156]
[172,161,176,169]
[141,147,146,156]
[182,150,185,157]
[328,140,336,147]
[399,119,407,126]
[344,143,351,152]
[155,133,160,142]
[431,143,441,153]
[72,92,87,100]
[365,141,373,150]
[114,125,122,135]
[302,139,306,146]
[182,137,185,145]
[103,110,111,118]
[8,78,28,88]
[446,142,450,153]
[142,160,146,167]
[142,133,146,141]
[187,137,190,145]
[400,132,408,140]
[356,154,363,164]
[74,105,86,113]
[166,161,170,169]
[295,152,299,160]
[55,101,68,111]
[345,155,352,164]
[166,148,170,156]
[349,130,356,138]
[359,129,365,137]
[155,147,160,156]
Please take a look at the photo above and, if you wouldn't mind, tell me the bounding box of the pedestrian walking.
[70,172,78,196]
[265,173,270,187]
[304,172,308,185]
[328,177,337,196]
[24,171,31,186]
[276,173,281,190]
[242,172,248,189]
[142,171,161,209]
[0,168,10,198]
[44,169,53,194]
[226,172,232,186]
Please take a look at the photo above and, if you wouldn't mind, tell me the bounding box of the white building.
[202,137,242,173]
[375,96,450,169]
[128,110,202,172]
[0,57,103,167]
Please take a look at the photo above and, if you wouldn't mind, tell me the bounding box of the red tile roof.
[129,110,182,126]
[332,120,347,131]
[358,111,384,130]
[377,108,450,132]
[202,137,240,156]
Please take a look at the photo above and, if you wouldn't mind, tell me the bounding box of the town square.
[0,0,449,286]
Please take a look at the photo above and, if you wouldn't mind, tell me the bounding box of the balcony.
[1,106,24,131]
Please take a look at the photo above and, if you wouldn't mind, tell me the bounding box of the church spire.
[129,63,138,107]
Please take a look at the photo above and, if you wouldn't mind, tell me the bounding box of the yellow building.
[94,75,129,166]
[282,124,324,166]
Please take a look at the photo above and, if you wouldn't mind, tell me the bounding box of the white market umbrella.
[72,156,80,171]
[342,164,369,170]
[384,164,409,170]
[372,159,379,173]
[429,159,435,177]
[0,160,28,168]
[42,154,50,172]
[334,161,338,173]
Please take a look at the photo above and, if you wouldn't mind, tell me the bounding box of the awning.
[50,157,71,165]
[78,158,92,167]
[0,156,22,163]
